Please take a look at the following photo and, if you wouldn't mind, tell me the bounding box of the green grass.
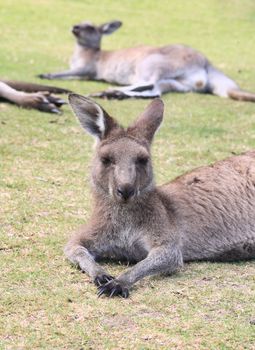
[0,0,255,349]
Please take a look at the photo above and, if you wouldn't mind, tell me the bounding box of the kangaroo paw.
[46,94,67,107]
[19,92,66,114]
[94,274,114,287]
[97,279,129,298]
[89,90,130,100]
[37,73,54,80]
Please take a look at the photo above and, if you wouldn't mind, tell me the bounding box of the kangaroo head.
[68,94,164,203]
[72,20,122,49]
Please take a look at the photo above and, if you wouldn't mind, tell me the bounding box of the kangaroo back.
[160,150,255,262]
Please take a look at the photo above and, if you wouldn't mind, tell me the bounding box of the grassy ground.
[0,0,255,349]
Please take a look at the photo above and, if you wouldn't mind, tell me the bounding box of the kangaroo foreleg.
[1,80,71,94]
[38,68,89,80]
[64,240,114,286]
[97,244,183,298]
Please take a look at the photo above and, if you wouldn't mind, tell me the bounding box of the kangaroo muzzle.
[72,25,80,36]
[116,184,135,201]
[114,164,136,201]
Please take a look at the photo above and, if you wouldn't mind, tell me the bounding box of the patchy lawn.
[0,0,254,349]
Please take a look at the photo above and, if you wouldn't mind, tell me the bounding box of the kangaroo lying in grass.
[0,80,70,113]
[65,95,255,298]
[40,20,255,102]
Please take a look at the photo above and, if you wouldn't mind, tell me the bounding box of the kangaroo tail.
[207,65,255,103]
[1,80,71,94]
[228,89,255,102]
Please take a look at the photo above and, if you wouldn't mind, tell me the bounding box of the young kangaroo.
[0,80,70,113]
[65,94,255,298]
[40,20,255,102]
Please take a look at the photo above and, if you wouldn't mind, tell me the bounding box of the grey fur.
[65,94,255,298]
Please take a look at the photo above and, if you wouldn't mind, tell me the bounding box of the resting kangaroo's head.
[72,20,122,49]
[69,94,164,203]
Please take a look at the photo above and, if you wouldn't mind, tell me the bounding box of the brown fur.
[0,80,70,113]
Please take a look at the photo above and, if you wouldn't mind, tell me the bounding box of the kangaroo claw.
[50,107,62,114]
[97,279,129,298]
[35,94,66,114]
[46,95,67,107]
[94,274,114,287]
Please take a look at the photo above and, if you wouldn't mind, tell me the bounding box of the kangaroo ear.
[99,20,122,35]
[128,99,164,143]
[68,94,119,140]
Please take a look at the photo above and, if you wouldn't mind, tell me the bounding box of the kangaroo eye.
[136,157,148,166]
[101,157,112,166]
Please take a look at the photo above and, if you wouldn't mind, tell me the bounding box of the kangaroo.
[65,94,255,298]
[0,80,70,113]
[39,20,255,102]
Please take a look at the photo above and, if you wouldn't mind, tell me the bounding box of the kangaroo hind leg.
[90,82,160,99]
[211,241,255,262]
[90,78,192,100]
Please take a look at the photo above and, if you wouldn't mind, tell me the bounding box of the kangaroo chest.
[95,225,150,263]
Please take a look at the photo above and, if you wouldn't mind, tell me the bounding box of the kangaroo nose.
[72,25,80,34]
[117,185,135,201]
